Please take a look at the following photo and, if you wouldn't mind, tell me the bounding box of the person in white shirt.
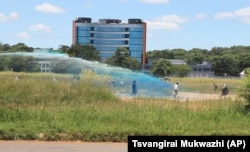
[173,82,179,97]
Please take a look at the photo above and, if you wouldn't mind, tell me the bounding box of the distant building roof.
[146,58,187,65]
[196,61,211,66]
[169,59,187,65]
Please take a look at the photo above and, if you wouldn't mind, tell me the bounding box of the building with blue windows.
[72,17,147,65]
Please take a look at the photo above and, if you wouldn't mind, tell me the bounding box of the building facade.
[188,61,215,77]
[72,17,147,65]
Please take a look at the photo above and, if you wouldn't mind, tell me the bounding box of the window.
[129,38,143,44]
[93,40,126,45]
[94,27,126,32]
[94,33,125,38]
[77,37,90,44]
[130,32,143,38]
[129,27,143,32]
[129,45,142,51]
[77,26,91,31]
[130,51,142,58]
[77,31,90,36]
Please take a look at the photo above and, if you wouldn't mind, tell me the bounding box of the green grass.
[0,72,250,142]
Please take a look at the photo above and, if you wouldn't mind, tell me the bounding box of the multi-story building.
[72,17,147,66]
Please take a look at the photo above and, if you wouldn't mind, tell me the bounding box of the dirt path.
[120,91,237,101]
[176,92,237,101]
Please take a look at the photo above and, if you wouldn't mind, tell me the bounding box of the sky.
[1,0,250,51]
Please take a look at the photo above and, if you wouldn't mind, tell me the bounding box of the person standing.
[173,82,179,97]
[221,84,229,98]
[213,83,218,92]
[131,80,137,96]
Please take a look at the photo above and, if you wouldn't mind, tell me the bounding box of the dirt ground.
[175,92,237,101]
[120,91,237,102]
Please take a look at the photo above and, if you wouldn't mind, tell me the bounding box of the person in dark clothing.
[221,84,229,98]
[131,80,137,96]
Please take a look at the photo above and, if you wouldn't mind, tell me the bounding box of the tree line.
[147,46,250,76]
[1,42,250,77]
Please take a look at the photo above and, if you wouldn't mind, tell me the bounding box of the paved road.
[0,141,127,152]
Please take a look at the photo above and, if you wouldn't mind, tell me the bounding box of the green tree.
[8,56,39,72]
[171,48,187,59]
[114,47,130,66]
[172,64,192,77]
[0,56,11,71]
[212,54,239,76]
[238,68,250,106]
[146,49,174,59]
[239,56,250,72]
[51,60,82,74]
[8,43,33,52]
[185,48,208,65]
[68,44,101,61]
[105,47,141,70]
[150,59,172,77]
[51,60,69,73]
[58,45,70,53]
[0,43,10,52]
[123,57,141,71]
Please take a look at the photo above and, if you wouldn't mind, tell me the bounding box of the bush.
[238,68,250,105]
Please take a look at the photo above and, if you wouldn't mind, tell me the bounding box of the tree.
[172,64,192,77]
[51,60,82,74]
[105,47,141,70]
[150,59,172,77]
[68,44,101,61]
[185,48,207,65]
[0,56,11,71]
[0,43,10,52]
[122,57,141,71]
[171,48,187,59]
[9,43,33,52]
[51,60,69,73]
[238,68,250,106]
[114,47,130,66]
[238,56,250,72]
[8,56,39,72]
[146,49,174,59]
[58,45,70,53]
[212,54,239,76]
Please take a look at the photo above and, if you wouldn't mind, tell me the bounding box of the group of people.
[111,78,137,96]
[213,83,229,97]
[172,82,229,98]
[111,78,125,87]
[117,78,230,98]
[131,81,230,98]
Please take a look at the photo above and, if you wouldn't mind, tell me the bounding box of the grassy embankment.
[0,72,249,142]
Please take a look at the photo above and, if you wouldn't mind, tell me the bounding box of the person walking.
[220,84,229,98]
[131,80,137,96]
[173,82,179,97]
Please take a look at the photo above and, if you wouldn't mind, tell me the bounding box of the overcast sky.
[1,0,250,51]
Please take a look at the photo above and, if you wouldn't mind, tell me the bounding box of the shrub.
[238,68,250,105]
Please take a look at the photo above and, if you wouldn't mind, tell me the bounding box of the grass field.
[0,72,249,142]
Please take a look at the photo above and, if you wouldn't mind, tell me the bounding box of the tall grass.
[0,72,249,142]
